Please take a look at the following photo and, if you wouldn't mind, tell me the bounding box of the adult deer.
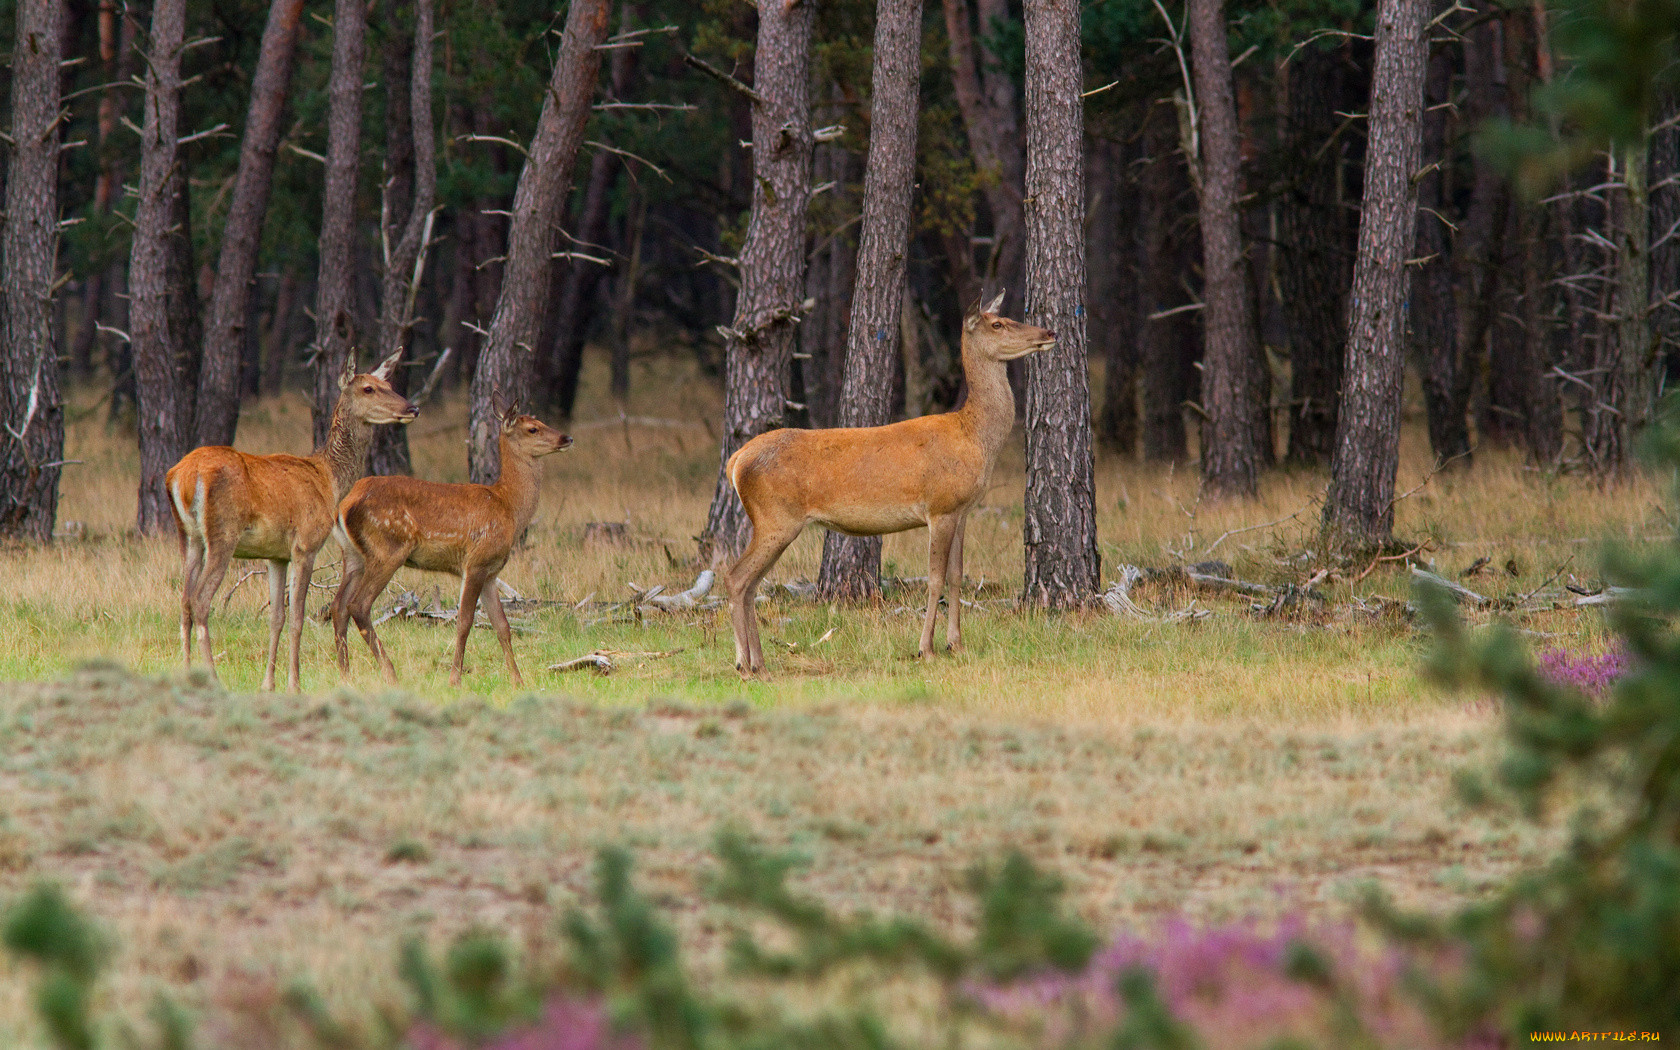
[167,350,418,692]
[329,401,572,687]
[725,292,1054,673]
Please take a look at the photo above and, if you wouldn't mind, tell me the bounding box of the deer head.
[495,396,572,458]
[964,289,1057,361]
[340,349,420,425]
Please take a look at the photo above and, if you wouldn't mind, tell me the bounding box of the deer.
[166,350,418,692]
[329,400,572,687]
[724,291,1055,674]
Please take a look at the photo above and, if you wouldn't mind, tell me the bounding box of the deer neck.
[314,402,374,502]
[954,334,1017,465]
[490,435,543,531]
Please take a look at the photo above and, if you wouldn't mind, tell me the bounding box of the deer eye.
[362,384,373,392]
[991,321,1003,329]
[527,425,538,433]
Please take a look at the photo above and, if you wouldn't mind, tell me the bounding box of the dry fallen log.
[1410,566,1489,606]
[551,652,614,674]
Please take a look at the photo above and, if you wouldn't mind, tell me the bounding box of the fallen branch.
[551,652,614,675]
[1411,565,1488,605]
[639,570,714,611]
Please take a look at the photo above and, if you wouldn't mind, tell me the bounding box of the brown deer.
[329,401,572,687]
[724,292,1054,673]
[167,350,418,692]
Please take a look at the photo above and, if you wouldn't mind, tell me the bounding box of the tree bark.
[369,0,437,477]
[195,0,305,448]
[0,0,66,542]
[1188,0,1262,497]
[1322,0,1430,551]
[1588,139,1653,472]
[818,0,925,602]
[131,0,190,535]
[310,0,368,448]
[467,0,610,482]
[700,0,818,559]
[1091,136,1138,456]
[1279,45,1354,464]
[1139,105,1197,462]
[1021,0,1098,606]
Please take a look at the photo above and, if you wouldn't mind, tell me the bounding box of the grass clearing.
[0,353,1658,1041]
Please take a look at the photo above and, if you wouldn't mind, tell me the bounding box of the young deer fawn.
[725,292,1054,673]
[329,401,572,687]
[167,351,418,692]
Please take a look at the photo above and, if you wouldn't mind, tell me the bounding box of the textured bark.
[69,0,125,379]
[1414,38,1470,464]
[1653,91,1679,376]
[1091,137,1138,456]
[541,1,640,420]
[1587,140,1653,473]
[0,0,66,542]
[196,0,305,447]
[369,0,437,478]
[261,266,300,394]
[942,0,1024,304]
[701,0,817,558]
[131,0,190,535]
[1461,16,1517,446]
[1189,0,1261,497]
[1139,107,1196,461]
[1323,0,1430,551]
[467,0,610,483]
[310,0,367,447]
[1021,0,1098,606]
[818,0,925,602]
[1279,46,1354,464]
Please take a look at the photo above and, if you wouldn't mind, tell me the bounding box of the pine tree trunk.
[1189,0,1261,497]
[818,0,924,602]
[131,0,189,535]
[310,0,367,448]
[1279,45,1354,464]
[467,0,610,482]
[1414,37,1470,464]
[1021,0,1099,606]
[1092,136,1138,456]
[0,0,66,542]
[700,0,817,559]
[1139,106,1196,462]
[942,0,1024,303]
[196,0,304,448]
[1590,140,1653,472]
[369,0,437,478]
[1322,0,1430,551]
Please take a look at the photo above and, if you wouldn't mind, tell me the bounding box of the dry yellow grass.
[0,351,1659,1044]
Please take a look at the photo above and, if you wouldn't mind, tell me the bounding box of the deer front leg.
[452,569,489,687]
[261,559,286,691]
[285,551,316,693]
[483,577,523,687]
[920,516,959,660]
[945,514,967,653]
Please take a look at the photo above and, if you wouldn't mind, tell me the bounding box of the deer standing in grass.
[330,401,572,687]
[167,351,418,692]
[725,292,1055,673]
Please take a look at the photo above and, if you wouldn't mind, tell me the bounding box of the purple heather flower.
[1536,648,1628,696]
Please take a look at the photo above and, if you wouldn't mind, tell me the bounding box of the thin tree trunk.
[0,0,66,542]
[370,0,437,477]
[1322,0,1430,551]
[1189,0,1261,496]
[1092,136,1138,456]
[942,0,1024,304]
[310,0,367,447]
[131,0,189,535]
[609,188,646,402]
[262,266,299,394]
[467,0,610,482]
[1021,0,1098,606]
[1280,45,1354,464]
[1591,140,1653,472]
[1139,105,1195,462]
[700,0,818,558]
[195,0,305,447]
[818,0,924,602]
[1414,35,1470,464]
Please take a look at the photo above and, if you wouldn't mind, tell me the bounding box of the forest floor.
[0,351,1658,1042]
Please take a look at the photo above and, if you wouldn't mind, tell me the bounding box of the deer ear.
[371,348,402,381]
[984,289,1006,315]
[337,350,357,391]
[501,402,522,428]
[964,298,984,332]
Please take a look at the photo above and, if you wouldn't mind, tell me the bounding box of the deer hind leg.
[191,537,236,680]
[725,520,802,675]
[330,537,366,676]
[344,549,404,684]
[283,551,316,693]
[179,529,205,672]
[261,559,286,691]
[451,568,490,687]
[920,516,959,659]
[945,515,967,653]
[482,576,523,687]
